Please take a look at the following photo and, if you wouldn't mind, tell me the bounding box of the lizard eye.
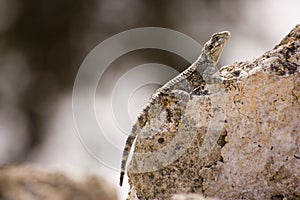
[158,138,164,144]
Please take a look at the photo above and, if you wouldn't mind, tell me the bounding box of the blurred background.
[0,0,299,199]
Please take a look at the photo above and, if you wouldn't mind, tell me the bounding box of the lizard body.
[120,31,230,186]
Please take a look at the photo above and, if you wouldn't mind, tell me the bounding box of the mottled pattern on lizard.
[120,31,230,186]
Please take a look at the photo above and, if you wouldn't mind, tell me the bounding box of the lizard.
[119,31,230,186]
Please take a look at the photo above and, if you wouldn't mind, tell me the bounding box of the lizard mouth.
[203,31,230,65]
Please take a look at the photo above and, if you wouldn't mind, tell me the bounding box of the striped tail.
[119,126,138,186]
[119,88,159,186]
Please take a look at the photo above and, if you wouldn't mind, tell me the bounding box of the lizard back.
[119,31,230,186]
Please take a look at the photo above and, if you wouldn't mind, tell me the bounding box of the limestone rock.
[172,193,218,200]
[0,165,117,200]
[127,25,300,199]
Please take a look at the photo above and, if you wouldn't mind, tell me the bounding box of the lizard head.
[202,31,230,65]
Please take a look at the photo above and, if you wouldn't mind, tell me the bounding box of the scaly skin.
[120,31,230,186]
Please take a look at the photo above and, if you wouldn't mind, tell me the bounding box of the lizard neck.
[160,31,230,93]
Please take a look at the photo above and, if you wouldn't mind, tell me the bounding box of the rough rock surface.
[172,194,218,200]
[127,25,300,200]
[0,165,117,200]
